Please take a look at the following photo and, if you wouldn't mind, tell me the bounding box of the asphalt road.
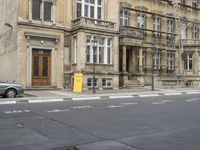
[0,94,200,150]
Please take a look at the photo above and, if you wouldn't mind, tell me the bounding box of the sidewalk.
[1,87,200,104]
[22,86,200,99]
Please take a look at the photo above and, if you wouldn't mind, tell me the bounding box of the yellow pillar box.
[73,73,83,93]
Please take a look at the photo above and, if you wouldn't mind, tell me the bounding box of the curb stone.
[0,91,200,105]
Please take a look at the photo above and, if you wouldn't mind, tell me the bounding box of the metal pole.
[152,55,155,91]
[93,46,96,94]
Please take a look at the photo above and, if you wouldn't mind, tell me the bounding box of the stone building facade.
[0,0,119,90]
[119,0,200,88]
[1,0,200,90]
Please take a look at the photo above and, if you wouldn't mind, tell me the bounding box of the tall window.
[181,22,187,39]
[137,14,145,29]
[32,0,53,21]
[153,17,161,37]
[167,53,175,70]
[192,24,199,39]
[86,36,112,64]
[136,50,146,69]
[76,0,102,19]
[167,19,175,39]
[73,37,77,64]
[44,2,52,21]
[153,52,160,69]
[120,10,129,26]
[184,54,193,70]
[180,0,186,4]
[192,0,198,8]
[32,0,41,20]
[167,19,175,34]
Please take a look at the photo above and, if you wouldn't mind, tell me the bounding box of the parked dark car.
[0,82,24,98]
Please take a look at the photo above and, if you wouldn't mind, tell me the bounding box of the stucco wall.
[0,0,19,83]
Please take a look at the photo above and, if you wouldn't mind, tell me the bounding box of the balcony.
[72,17,118,32]
[119,26,145,40]
[182,39,200,46]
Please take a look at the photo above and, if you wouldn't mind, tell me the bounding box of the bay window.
[86,36,112,65]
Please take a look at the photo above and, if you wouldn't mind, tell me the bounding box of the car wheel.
[5,89,17,98]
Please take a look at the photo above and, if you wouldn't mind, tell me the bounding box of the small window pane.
[32,0,41,20]
[77,3,82,18]
[44,2,52,21]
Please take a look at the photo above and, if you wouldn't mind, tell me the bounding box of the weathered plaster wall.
[0,0,19,83]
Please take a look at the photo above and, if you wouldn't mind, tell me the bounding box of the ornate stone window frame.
[29,0,56,24]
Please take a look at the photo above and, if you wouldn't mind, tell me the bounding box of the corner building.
[0,0,120,90]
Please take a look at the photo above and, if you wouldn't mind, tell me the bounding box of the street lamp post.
[91,38,98,94]
[152,48,156,91]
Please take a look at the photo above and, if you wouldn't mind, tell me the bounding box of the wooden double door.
[32,49,51,86]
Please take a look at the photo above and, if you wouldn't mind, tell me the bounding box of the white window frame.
[192,0,198,8]
[120,10,129,26]
[153,17,161,36]
[167,53,175,70]
[86,35,112,65]
[87,78,98,87]
[76,0,102,19]
[184,53,193,70]
[153,52,160,69]
[137,14,145,29]
[181,22,187,39]
[102,78,113,87]
[167,19,174,34]
[192,24,199,39]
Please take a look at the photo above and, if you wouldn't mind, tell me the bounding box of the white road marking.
[72,97,101,101]
[139,94,160,97]
[106,105,124,108]
[0,101,16,105]
[71,105,93,109]
[186,92,200,95]
[152,100,174,105]
[164,93,182,96]
[186,98,199,102]
[120,102,138,105]
[109,95,133,99]
[4,110,31,114]
[47,109,70,113]
[29,99,63,103]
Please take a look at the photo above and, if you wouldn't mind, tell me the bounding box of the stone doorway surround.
[25,32,60,88]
